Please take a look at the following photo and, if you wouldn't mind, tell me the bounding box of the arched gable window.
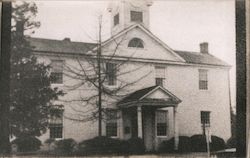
[128,38,144,48]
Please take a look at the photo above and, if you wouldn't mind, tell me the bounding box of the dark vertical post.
[97,15,102,137]
[0,1,12,154]
[236,0,246,157]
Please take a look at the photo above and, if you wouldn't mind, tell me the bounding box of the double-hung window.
[155,66,165,86]
[201,111,211,135]
[199,69,208,90]
[106,63,117,86]
[49,109,63,139]
[156,110,168,136]
[106,109,117,137]
[51,60,64,84]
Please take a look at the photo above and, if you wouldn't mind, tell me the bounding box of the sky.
[31,0,236,108]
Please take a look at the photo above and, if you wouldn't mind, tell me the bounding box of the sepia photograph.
[0,0,245,157]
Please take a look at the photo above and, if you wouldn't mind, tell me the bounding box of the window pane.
[156,78,163,86]
[114,13,119,26]
[49,109,63,138]
[201,111,210,125]
[106,63,117,85]
[156,111,168,136]
[131,11,143,22]
[199,69,208,90]
[51,72,63,84]
[128,38,144,48]
[106,109,117,137]
[51,60,63,72]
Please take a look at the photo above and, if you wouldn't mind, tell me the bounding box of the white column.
[118,110,124,139]
[137,106,143,138]
[173,106,179,150]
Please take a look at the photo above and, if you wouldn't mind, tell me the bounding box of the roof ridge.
[28,37,97,45]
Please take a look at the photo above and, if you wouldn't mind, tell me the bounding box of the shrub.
[227,136,236,148]
[126,137,145,154]
[158,136,191,153]
[77,136,145,155]
[11,136,41,152]
[77,136,127,155]
[158,138,174,153]
[54,138,77,156]
[210,135,226,151]
[190,134,225,152]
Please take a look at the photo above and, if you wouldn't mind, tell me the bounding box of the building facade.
[30,0,231,151]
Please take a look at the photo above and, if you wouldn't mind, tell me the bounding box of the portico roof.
[118,85,181,108]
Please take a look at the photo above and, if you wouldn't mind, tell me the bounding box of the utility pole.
[0,1,12,154]
[97,15,102,137]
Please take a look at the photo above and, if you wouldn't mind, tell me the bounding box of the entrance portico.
[118,86,181,151]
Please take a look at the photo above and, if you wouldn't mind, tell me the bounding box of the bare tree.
[58,15,151,136]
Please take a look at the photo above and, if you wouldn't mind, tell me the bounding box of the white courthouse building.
[30,0,231,151]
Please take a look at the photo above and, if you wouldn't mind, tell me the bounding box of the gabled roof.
[175,50,230,67]
[28,37,97,54]
[27,25,230,67]
[100,24,185,62]
[118,85,181,106]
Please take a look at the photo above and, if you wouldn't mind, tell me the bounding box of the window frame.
[199,69,208,90]
[130,11,143,23]
[128,38,144,48]
[155,66,166,87]
[105,109,118,137]
[114,13,119,26]
[50,60,64,84]
[106,62,117,86]
[156,110,168,137]
[200,111,211,135]
[49,108,63,139]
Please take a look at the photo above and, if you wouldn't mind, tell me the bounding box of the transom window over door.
[51,60,63,84]
[155,66,165,86]
[156,110,168,136]
[128,38,144,48]
[130,11,143,22]
[199,69,208,90]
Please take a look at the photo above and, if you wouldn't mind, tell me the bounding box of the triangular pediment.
[139,86,181,103]
[100,24,185,63]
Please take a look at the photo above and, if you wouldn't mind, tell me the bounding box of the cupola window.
[128,38,144,48]
[114,13,119,26]
[130,11,143,23]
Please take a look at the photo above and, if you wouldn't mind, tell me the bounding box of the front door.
[142,108,155,151]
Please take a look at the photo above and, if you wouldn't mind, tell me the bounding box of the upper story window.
[128,38,144,48]
[51,60,63,84]
[114,13,119,26]
[155,66,165,87]
[156,110,168,136]
[49,108,63,139]
[106,109,117,137]
[106,62,117,86]
[200,111,211,135]
[130,11,143,23]
[199,69,208,90]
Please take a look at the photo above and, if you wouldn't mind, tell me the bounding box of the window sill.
[156,135,168,138]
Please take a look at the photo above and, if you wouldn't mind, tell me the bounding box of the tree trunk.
[0,2,12,154]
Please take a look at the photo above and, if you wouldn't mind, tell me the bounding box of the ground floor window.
[156,110,168,136]
[49,108,63,139]
[201,111,211,135]
[106,109,118,137]
[49,124,63,139]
